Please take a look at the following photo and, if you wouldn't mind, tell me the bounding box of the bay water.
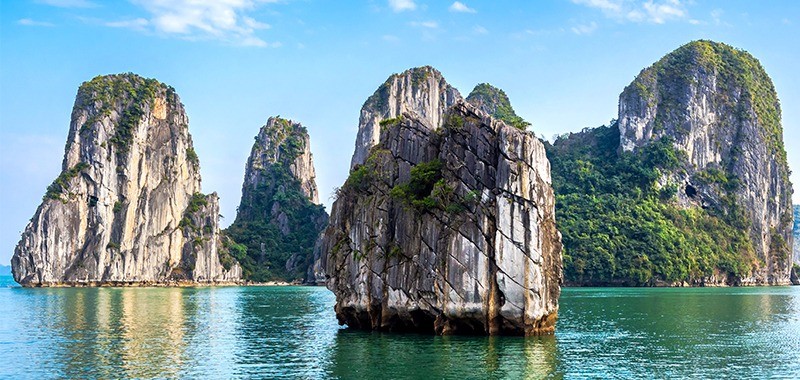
[1,275,798,379]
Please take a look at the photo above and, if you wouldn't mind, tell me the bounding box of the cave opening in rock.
[685,184,697,198]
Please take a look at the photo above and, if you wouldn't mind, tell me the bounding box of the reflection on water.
[330,331,557,379]
[1,278,799,379]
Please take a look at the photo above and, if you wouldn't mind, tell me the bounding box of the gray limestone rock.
[350,66,462,169]
[12,74,241,286]
[322,91,562,335]
[618,40,794,285]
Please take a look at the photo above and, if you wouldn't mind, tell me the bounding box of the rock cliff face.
[226,117,328,282]
[321,68,562,335]
[793,205,799,284]
[618,40,793,285]
[12,74,241,286]
[350,66,462,169]
[793,205,800,261]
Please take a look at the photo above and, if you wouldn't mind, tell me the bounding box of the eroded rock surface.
[618,40,794,285]
[12,74,241,286]
[226,117,328,282]
[322,79,562,335]
[350,66,462,169]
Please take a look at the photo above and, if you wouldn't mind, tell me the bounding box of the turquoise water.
[1,275,798,379]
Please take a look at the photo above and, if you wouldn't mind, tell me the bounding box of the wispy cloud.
[389,0,416,12]
[410,20,439,29]
[449,2,476,13]
[35,0,96,7]
[473,25,488,34]
[571,21,598,35]
[104,18,149,31]
[572,0,689,24]
[92,0,280,47]
[17,18,56,27]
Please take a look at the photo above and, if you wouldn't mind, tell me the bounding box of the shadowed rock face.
[350,66,462,170]
[618,40,794,285]
[321,95,562,335]
[12,74,241,286]
[226,117,328,282]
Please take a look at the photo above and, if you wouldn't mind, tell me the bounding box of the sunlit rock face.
[322,67,562,335]
[618,40,794,285]
[350,66,462,170]
[12,74,241,286]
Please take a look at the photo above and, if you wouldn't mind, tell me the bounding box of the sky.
[1,0,798,265]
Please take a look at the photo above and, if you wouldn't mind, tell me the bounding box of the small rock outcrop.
[321,68,562,335]
[618,40,793,285]
[226,117,328,282]
[12,74,241,286]
[350,66,462,169]
[466,83,530,130]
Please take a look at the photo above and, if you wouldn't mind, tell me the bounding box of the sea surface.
[0,275,798,379]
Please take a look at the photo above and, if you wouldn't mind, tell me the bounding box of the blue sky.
[1,0,798,265]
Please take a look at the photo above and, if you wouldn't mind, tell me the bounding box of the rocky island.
[548,40,794,286]
[318,67,563,335]
[11,74,242,286]
[225,116,328,282]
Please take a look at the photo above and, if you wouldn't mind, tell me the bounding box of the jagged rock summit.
[226,116,328,282]
[619,40,793,285]
[350,66,462,169]
[321,67,562,335]
[12,74,241,286]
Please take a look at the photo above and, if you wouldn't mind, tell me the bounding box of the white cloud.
[410,20,439,28]
[382,34,401,42]
[17,18,55,27]
[122,0,278,47]
[449,2,476,13]
[571,21,598,35]
[388,0,416,12]
[35,0,96,7]
[473,25,488,34]
[572,0,689,24]
[105,18,149,31]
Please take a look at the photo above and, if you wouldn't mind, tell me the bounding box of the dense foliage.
[78,74,169,157]
[546,123,757,286]
[466,83,530,130]
[626,40,786,169]
[225,119,327,282]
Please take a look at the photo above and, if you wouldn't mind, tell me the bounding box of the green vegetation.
[44,162,90,200]
[179,193,209,232]
[186,147,199,168]
[466,83,530,130]
[224,119,327,282]
[218,234,247,271]
[379,116,403,128]
[626,40,786,168]
[77,73,164,156]
[390,159,444,211]
[546,122,757,285]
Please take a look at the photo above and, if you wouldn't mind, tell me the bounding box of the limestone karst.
[225,117,328,282]
[12,74,241,286]
[548,40,794,286]
[319,68,563,335]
